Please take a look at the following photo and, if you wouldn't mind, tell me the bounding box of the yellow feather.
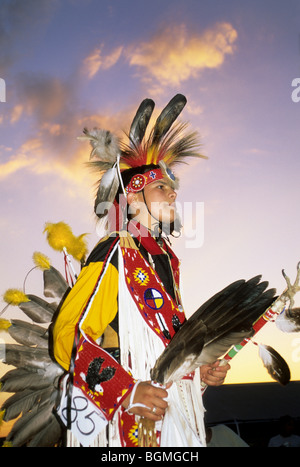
[66,233,88,262]
[43,222,74,252]
[0,318,11,330]
[3,289,30,306]
[32,251,51,270]
[43,221,88,262]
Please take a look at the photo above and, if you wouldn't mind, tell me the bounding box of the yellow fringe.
[3,289,29,306]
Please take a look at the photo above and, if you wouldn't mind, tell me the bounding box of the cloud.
[80,21,237,90]
[0,139,40,180]
[82,45,123,79]
[126,22,238,87]
[15,73,74,122]
[1,19,237,187]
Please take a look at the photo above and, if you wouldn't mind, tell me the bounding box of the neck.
[127,220,163,254]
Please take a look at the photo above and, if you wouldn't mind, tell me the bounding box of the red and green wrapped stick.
[222,299,287,364]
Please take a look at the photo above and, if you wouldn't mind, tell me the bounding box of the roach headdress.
[78,94,206,229]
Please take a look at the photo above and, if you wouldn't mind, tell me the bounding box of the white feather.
[95,166,120,216]
[78,128,120,163]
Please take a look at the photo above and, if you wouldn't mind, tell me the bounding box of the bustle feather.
[0,254,67,446]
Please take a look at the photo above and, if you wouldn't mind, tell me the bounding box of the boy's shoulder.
[85,230,138,265]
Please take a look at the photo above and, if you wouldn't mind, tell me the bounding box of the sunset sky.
[0,0,300,406]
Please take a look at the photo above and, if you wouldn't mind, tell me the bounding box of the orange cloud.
[82,45,123,79]
[127,22,238,87]
[0,139,41,180]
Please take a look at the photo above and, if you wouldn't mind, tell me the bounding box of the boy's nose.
[169,189,177,201]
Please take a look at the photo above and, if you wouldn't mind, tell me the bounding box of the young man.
[53,95,230,447]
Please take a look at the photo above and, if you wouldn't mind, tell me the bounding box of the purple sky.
[1,0,300,395]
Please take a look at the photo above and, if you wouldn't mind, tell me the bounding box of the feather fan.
[151,276,277,384]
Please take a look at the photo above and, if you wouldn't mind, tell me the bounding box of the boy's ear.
[127,192,140,207]
[127,192,135,206]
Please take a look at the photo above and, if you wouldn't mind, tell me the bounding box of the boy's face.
[128,177,178,231]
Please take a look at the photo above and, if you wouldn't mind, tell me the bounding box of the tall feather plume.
[120,122,206,170]
[258,344,290,385]
[150,94,187,146]
[129,98,155,147]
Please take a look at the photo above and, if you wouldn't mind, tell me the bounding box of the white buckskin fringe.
[118,246,206,447]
